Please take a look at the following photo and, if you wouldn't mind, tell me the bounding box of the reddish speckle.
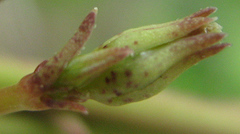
[125,70,132,77]
[31,75,42,85]
[105,71,117,84]
[50,70,55,75]
[188,28,204,36]
[111,71,117,83]
[105,77,110,84]
[54,56,59,62]
[134,84,138,88]
[41,96,88,114]
[124,98,133,103]
[108,98,113,103]
[58,102,66,108]
[43,73,50,79]
[160,75,168,79]
[113,89,122,96]
[143,27,155,30]
[101,89,106,94]
[172,32,178,37]
[67,89,85,101]
[79,12,95,33]
[79,25,88,33]
[126,81,132,88]
[67,102,88,114]
[134,41,138,45]
[103,45,108,48]
[41,96,55,107]
[144,71,149,77]
[58,67,63,73]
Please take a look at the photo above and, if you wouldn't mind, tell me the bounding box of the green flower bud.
[11,7,230,114]
[56,7,230,106]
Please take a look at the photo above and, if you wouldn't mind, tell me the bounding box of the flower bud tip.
[93,7,98,14]
[190,7,217,18]
[211,16,218,21]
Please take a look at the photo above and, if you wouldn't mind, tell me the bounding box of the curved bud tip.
[93,7,98,14]
[189,7,217,18]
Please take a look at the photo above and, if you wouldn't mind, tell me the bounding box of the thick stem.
[0,85,25,115]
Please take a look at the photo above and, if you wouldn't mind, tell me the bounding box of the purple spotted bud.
[57,7,230,106]
[10,7,229,115]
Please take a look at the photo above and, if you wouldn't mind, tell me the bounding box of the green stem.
[0,85,25,115]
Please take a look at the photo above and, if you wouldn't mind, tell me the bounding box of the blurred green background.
[0,0,239,133]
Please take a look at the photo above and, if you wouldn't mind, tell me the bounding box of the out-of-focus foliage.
[0,0,239,134]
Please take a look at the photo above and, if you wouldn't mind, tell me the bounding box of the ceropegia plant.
[0,7,230,115]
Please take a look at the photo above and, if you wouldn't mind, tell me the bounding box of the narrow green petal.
[56,47,133,88]
[97,17,216,54]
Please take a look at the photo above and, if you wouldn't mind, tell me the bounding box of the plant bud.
[57,7,230,106]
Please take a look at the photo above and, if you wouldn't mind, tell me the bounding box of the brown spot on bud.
[111,71,117,83]
[144,71,149,77]
[160,75,168,79]
[134,41,138,45]
[113,89,122,96]
[50,70,55,75]
[43,73,50,79]
[125,70,132,77]
[134,84,139,88]
[126,81,132,88]
[108,98,113,103]
[31,75,42,85]
[105,77,110,84]
[40,96,55,107]
[101,89,106,94]
[171,32,178,37]
[53,56,59,62]
[105,71,118,84]
[103,45,108,48]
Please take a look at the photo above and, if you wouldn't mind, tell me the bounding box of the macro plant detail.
[0,7,230,115]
